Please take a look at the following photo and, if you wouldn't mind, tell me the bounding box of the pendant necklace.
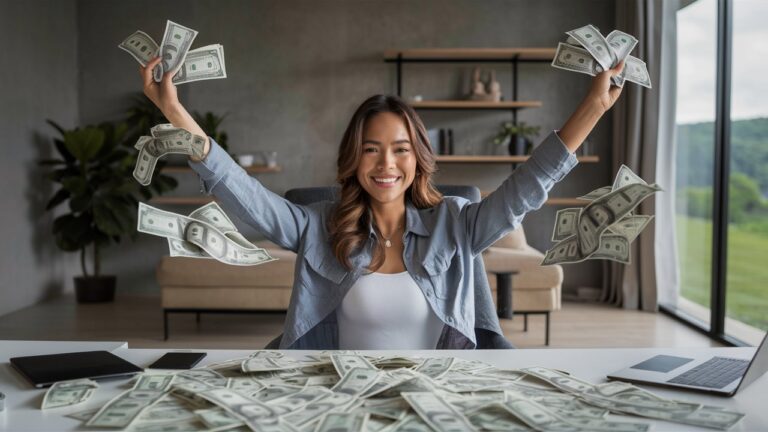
[379,224,402,248]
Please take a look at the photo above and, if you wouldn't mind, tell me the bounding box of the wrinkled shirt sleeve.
[188,138,310,252]
[460,131,578,256]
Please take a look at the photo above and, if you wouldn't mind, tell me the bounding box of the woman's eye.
[396,148,410,153]
[364,147,377,153]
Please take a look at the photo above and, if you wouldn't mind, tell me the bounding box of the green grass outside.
[676,215,768,330]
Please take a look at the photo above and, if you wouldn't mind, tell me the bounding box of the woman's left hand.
[587,60,625,113]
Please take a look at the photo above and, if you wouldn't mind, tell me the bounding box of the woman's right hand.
[140,56,179,116]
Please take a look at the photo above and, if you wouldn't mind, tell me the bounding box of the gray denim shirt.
[189,131,577,349]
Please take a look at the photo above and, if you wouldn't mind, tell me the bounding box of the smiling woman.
[138,56,624,349]
[333,97,442,274]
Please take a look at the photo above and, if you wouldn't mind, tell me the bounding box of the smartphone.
[147,352,207,369]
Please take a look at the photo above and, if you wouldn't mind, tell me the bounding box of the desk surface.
[0,340,765,431]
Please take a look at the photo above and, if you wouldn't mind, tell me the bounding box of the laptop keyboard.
[667,357,749,389]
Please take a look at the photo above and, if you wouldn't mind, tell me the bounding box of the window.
[724,0,768,344]
[674,0,717,329]
[669,0,767,346]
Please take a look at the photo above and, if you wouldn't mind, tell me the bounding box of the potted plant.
[493,121,541,156]
[39,120,170,303]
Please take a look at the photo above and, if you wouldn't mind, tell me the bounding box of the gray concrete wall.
[3,0,616,315]
[0,0,80,316]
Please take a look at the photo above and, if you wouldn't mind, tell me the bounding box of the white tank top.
[337,271,445,350]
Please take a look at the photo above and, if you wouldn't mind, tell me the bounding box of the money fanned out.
[118,20,227,85]
[137,201,277,266]
[133,124,206,186]
[54,351,744,431]
[552,24,652,88]
[543,165,661,266]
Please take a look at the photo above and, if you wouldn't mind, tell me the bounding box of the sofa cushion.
[157,244,297,288]
[482,246,562,289]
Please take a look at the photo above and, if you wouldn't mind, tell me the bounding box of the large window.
[674,0,717,329]
[672,0,767,346]
[724,0,768,343]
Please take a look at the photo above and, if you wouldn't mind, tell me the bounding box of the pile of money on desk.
[45,351,743,431]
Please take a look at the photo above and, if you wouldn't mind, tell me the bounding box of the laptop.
[607,332,768,396]
[10,350,143,388]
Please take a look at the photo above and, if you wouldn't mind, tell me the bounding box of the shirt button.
[446,316,454,324]
[425,291,432,298]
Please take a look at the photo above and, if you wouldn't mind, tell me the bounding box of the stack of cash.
[119,20,227,85]
[54,351,743,431]
[552,24,652,88]
[543,165,661,265]
[138,201,276,267]
[132,123,206,186]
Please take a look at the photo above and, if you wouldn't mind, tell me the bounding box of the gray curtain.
[603,0,683,310]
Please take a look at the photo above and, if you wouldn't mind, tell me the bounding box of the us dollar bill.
[173,44,227,84]
[552,208,581,242]
[153,20,198,82]
[119,24,226,86]
[137,202,276,266]
[41,379,98,409]
[402,391,478,432]
[60,352,744,432]
[315,412,369,432]
[85,374,171,428]
[544,164,661,266]
[132,124,206,186]
[553,24,652,88]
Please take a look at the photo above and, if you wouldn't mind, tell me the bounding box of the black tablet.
[10,350,143,388]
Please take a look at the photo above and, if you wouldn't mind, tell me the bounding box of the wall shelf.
[152,164,281,205]
[160,165,281,174]
[436,155,599,163]
[384,48,556,62]
[410,100,542,110]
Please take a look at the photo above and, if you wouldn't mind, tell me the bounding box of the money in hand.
[118,21,227,85]
[552,24,651,88]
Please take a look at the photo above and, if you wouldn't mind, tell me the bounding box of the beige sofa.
[157,229,562,342]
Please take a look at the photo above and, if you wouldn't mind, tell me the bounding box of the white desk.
[0,340,765,431]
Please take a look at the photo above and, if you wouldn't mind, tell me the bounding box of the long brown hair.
[330,95,443,271]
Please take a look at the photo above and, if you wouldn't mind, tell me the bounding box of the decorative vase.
[508,135,528,156]
[74,275,116,303]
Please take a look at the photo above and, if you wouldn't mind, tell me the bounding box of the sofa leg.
[163,310,169,341]
[196,312,201,325]
[545,312,550,346]
[524,313,528,332]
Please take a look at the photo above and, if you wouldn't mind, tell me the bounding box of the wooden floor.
[0,294,719,349]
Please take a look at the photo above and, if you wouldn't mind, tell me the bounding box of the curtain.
[602,0,684,310]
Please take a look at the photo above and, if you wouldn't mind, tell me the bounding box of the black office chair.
[264,185,513,349]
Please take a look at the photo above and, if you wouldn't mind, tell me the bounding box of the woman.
[140,56,624,350]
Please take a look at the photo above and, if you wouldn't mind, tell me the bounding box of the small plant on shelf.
[493,121,541,156]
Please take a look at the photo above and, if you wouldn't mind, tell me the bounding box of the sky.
[676,0,768,124]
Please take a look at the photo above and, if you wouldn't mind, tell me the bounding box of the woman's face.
[356,112,417,206]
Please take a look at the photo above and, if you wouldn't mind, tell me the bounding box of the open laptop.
[607,332,768,396]
[10,350,143,388]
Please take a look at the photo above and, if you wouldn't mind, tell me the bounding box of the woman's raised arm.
[558,60,625,152]
[140,56,210,161]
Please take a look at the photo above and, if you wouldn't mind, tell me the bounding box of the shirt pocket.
[422,244,460,300]
[299,244,348,298]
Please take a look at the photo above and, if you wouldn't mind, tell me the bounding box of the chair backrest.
[284,185,482,205]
